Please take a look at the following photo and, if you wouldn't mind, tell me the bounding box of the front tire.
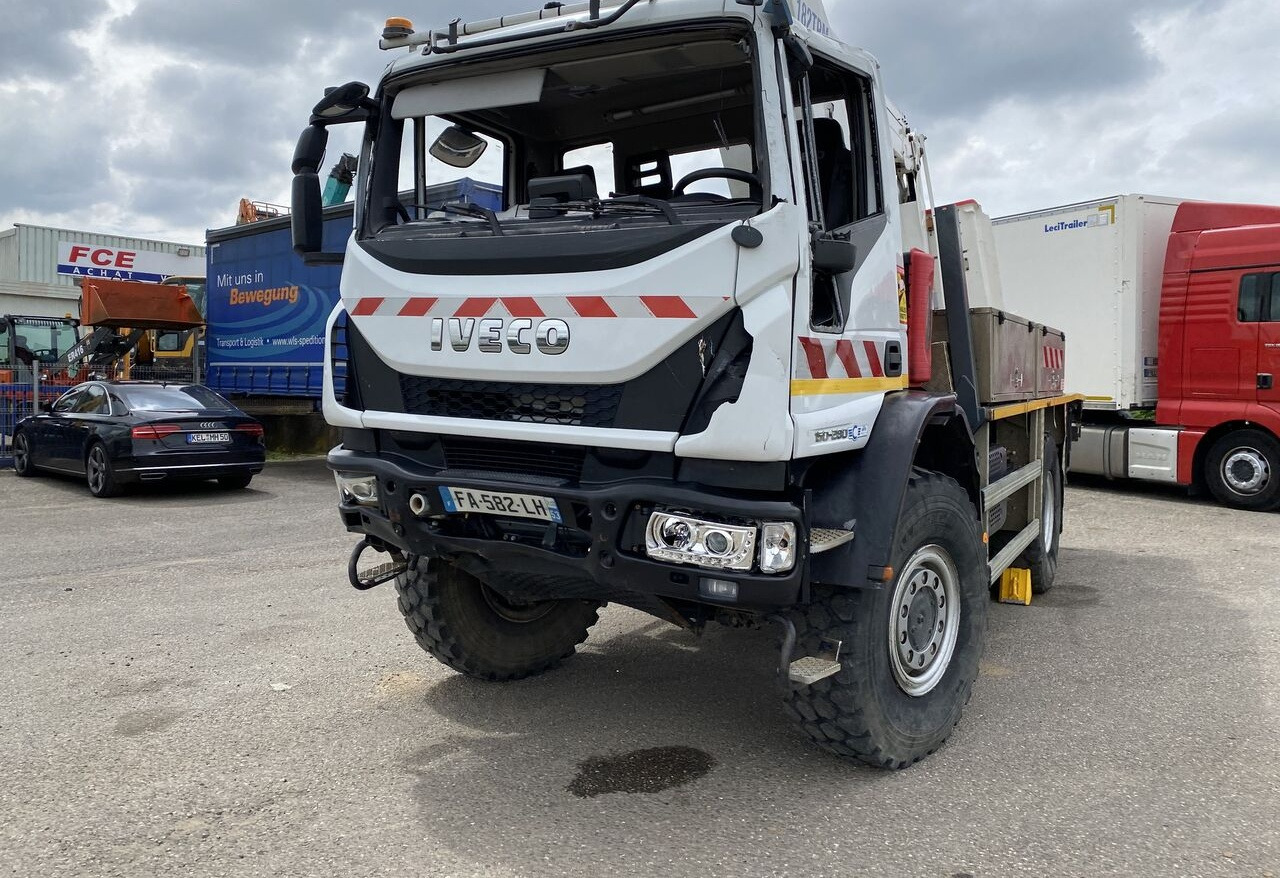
[1203,429,1280,511]
[86,443,122,498]
[395,557,601,681]
[12,431,36,477]
[783,471,988,768]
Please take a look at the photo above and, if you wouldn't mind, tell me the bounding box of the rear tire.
[218,473,253,490]
[783,471,988,768]
[86,443,121,498]
[395,557,601,681]
[12,431,36,477]
[1015,435,1063,594]
[1203,429,1280,511]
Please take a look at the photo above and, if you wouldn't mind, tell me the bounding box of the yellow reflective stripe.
[987,394,1085,421]
[790,376,910,396]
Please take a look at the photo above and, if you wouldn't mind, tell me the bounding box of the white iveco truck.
[291,0,1080,767]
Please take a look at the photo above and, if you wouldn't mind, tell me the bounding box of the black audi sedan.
[11,381,266,497]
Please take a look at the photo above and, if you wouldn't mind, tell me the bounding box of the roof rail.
[380,0,650,55]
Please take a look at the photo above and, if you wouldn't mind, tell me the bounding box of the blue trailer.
[204,178,501,404]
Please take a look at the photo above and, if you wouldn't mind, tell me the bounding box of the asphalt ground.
[1,461,1276,878]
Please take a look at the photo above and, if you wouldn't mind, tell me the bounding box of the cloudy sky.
[2,0,1278,246]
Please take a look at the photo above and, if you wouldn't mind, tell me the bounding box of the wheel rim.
[1220,446,1271,496]
[888,545,961,698]
[1041,463,1056,547]
[13,434,28,471]
[88,447,107,493]
[479,583,556,623]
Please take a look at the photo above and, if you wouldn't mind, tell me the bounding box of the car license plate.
[187,432,231,444]
[438,486,562,522]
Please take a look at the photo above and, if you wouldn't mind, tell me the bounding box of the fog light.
[699,577,739,601]
[759,522,797,574]
[645,511,755,571]
[334,472,378,506]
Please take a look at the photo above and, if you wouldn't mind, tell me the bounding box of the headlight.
[334,472,378,506]
[645,511,756,571]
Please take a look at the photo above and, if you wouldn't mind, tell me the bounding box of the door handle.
[1260,374,1275,391]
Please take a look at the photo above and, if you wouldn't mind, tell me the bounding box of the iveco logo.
[429,317,570,355]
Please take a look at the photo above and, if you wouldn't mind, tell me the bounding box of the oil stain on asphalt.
[567,746,715,798]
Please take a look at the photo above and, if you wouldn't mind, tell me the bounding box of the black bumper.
[328,447,807,610]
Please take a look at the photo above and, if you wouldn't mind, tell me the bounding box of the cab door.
[1258,272,1280,408]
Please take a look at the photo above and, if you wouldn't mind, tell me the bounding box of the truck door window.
[794,59,884,331]
[795,62,883,232]
[0,322,9,367]
[1239,273,1280,322]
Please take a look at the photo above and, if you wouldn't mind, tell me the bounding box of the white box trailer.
[991,195,1183,411]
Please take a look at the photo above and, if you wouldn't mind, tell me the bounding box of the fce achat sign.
[56,242,199,284]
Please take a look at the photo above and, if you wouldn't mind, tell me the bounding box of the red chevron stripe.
[862,340,884,377]
[641,296,697,318]
[397,297,437,317]
[502,297,544,318]
[834,340,863,378]
[351,298,383,316]
[798,338,829,379]
[568,296,616,318]
[454,297,498,317]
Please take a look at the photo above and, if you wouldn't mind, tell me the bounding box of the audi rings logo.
[199,421,219,429]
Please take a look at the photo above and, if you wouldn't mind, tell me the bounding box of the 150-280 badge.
[813,424,870,444]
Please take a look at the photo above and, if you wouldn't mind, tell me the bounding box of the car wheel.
[218,473,253,490]
[86,443,122,498]
[12,431,36,477]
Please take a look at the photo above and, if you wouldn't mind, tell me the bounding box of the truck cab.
[1157,202,1280,508]
[293,0,1076,767]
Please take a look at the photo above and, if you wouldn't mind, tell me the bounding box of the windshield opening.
[363,27,763,250]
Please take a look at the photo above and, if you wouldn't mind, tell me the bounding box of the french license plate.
[187,432,231,444]
[438,486,562,522]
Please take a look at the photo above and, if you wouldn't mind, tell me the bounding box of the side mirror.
[39,400,53,413]
[292,125,329,174]
[812,236,857,273]
[429,125,488,168]
[312,81,375,122]
[291,171,324,257]
[290,125,344,265]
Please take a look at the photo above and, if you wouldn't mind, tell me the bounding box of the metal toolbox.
[932,308,1049,404]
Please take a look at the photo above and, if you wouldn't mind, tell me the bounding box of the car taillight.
[236,423,265,444]
[131,424,182,440]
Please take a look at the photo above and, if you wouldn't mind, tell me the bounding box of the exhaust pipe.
[408,493,428,517]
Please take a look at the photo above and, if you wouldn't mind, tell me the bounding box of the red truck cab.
[1158,202,1280,509]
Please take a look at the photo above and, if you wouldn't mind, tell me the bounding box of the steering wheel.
[672,168,763,202]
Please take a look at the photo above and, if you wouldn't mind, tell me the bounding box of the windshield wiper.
[409,200,504,236]
[541,195,682,226]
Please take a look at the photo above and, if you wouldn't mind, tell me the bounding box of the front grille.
[441,436,586,482]
[400,376,622,428]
